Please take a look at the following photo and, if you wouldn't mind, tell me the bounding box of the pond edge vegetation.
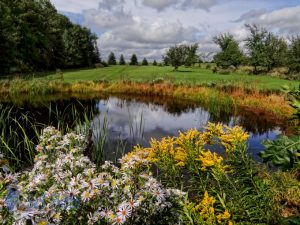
[0,78,294,120]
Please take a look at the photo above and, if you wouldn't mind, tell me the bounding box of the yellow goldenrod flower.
[217,209,231,223]
[197,151,224,172]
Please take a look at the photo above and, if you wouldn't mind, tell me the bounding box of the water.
[1,94,286,164]
[92,96,282,160]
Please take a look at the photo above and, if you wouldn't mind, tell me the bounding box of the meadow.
[42,65,300,90]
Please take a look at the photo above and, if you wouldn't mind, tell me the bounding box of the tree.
[245,24,268,74]
[119,54,126,65]
[0,0,100,74]
[213,34,244,68]
[185,44,199,67]
[63,25,99,68]
[163,44,190,71]
[108,52,117,65]
[130,54,138,65]
[264,33,288,71]
[0,0,18,74]
[153,60,157,66]
[288,36,300,73]
[142,58,148,66]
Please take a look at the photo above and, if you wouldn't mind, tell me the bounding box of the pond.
[1,93,288,167]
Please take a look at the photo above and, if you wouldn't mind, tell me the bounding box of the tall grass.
[0,101,145,171]
[0,105,41,170]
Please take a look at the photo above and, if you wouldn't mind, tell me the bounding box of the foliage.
[119,54,126,65]
[0,0,100,74]
[245,24,288,74]
[120,123,291,224]
[289,36,300,73]
[213,34,244,68]
[261,85,300,170]
[1,123,300,224]
[63,25,100,68]
[1,127,184,224]
[264,33,288,71]
[108,52,117,65]
[142,58,148,66]
[129,54,138,65]
[153,60,157,66]
[163,44,198,71]
[261,135,300,170]
[185,44,199,67]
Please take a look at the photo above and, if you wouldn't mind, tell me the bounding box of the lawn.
[45,65,300,90]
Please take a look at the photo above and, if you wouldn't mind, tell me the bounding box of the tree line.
[0,0,100,74]
[106,52,157,66]
[163,24,300,75]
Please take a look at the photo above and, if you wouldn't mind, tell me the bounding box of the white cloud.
[233,6,300,35]
[99,18,200,60]
[180,0,218,10]
[140,0,218,11]
[257,6,300,34]
[142,0,179,11]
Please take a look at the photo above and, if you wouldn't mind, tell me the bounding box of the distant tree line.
[213,24,300,75]
[106,53,156,66]
[0,0,100,74]
[162,24,300,76]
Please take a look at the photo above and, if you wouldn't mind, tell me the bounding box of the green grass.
[44,65,300,90]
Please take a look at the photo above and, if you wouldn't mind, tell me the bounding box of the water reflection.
[2,94,285,162]
[93,97,282,160]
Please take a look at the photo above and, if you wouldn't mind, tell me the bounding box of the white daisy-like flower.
[153,188,166,201]
[113,216,125,225]
[66,186,80,197]
[117,203,132,219]
[99,208,113,219]
[81,191,91,202]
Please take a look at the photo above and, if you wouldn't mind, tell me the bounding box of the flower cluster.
[120,123,249,174]
[2,127,184,225]
[191,191,232,225]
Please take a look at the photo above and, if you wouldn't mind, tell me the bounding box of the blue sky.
[50,0,300,61]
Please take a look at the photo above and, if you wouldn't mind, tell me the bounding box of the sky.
[50,0,300,61]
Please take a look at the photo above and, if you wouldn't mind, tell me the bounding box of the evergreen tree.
[142,58,148,66]
[130,54,138,65]
[119,54,126,65]
[153,60,157,66]
[108,52,117,65]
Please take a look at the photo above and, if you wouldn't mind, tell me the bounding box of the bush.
[236,65,254,74]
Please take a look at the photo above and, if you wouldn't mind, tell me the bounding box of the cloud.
[99,18,200,60]
[180,0,218,11]
[233,6,300,35]
[98,0,125,10]
[232,9,267,23]
[257,6,300,34]
[141,0,218,11]
[83,8,133,32]
[142,0,179,11]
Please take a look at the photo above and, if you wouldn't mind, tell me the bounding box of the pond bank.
[0,79,293,120]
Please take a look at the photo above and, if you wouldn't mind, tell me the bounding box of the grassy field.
[44,65,300,90]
